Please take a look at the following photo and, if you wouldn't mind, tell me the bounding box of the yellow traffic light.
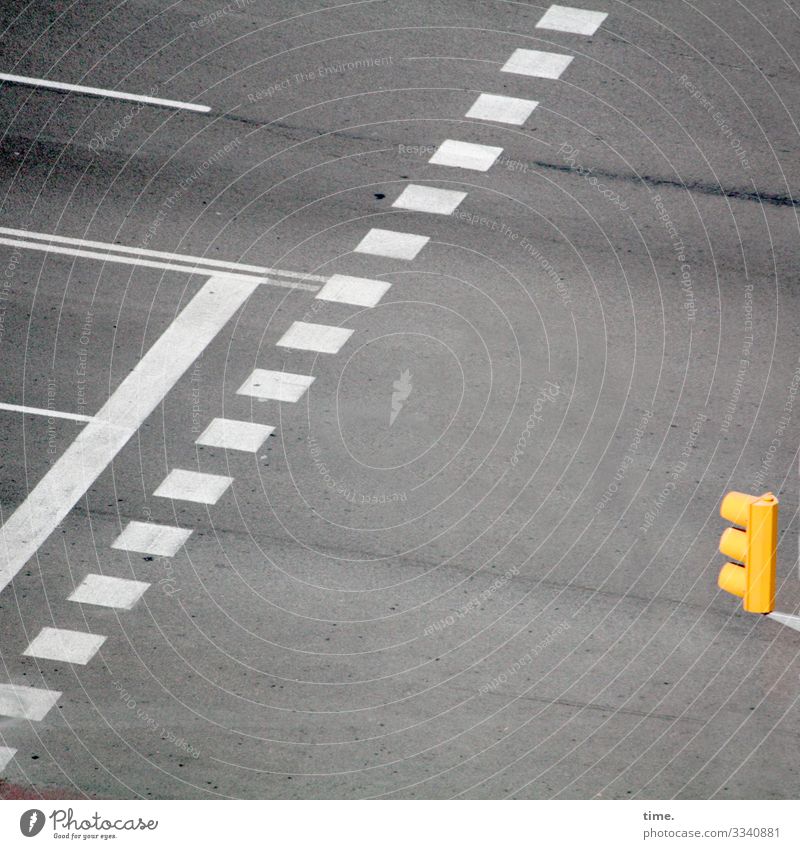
[718,491,778,614]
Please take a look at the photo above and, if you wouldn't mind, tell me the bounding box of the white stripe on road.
[429,139,503,172]
[0,73,210,113]
[276,321,354,354]
[465,93,539,126]
[237,369,315,403]
[0,227,328,283]
[196,418,275,452]
[392,185,467,215]
[536,5,608,35]
[154,469,233,505]
[0,747,16,771]
[0,402,94,423]
[68,574,150,610]
[112,520,193,557]
[0,236,319,291]
[315,274,390,308]
[501,48,574,79]
[23,627,106,665]
[354,228,430,260]
[0,683,61,721]
[0,275,258,594]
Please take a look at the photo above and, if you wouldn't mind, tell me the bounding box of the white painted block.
[196,418,274,452]
[0,746,16,771]
[0,684,61,721]
[354,228,429,260]
[392,185,467,215]
[501,48,574,79]
[429,139,503,172]
[237,369,315,403]
[154,469,233,505]
[24,627,106,665]
[276,321,354,354]
[112,520,192,557]
[316,274,390,308]
[68,574,150,609]
[536,5,607,35]
[465,93,538,126]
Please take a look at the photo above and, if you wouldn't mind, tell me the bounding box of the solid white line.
[0,275,260,594]
[0,402,94,423]
[0,73,210,113]
[0,226,329,282]
[0,237,319,291]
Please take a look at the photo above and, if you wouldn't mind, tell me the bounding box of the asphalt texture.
[0,0,799,799]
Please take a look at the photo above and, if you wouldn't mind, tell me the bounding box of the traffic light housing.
[718,491,778,614]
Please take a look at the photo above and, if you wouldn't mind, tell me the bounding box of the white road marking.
[154,469,233,505]
[0,746,16,771]
[68,574,150,610]
[316,274,390,308]
[0,73,210,113]
[0,275,257,594]
[0,226,328,283]
[0,402,94,423]
[501,48,574,79]
[24,627,106,666]
[238,369,315,403]
[392,184,467,215]
[112,520,192,557]
[465,93,539,126]
[276,320,354,354]
[354,228,429,260]
[536,4,608,35]
[0,236,318,291]
[196,418,275,452]
[429,139,503,172]
[0,683,61,721]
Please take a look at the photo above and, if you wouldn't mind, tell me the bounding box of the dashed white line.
[316,274,390,308]
[0,402,94,423]
[501,48,574,79]
[536,4,608,35]
[237,369,315,403]
[154,469,233,505]
[465,93,539,126]
[0,73,210,113]
[392,185,467,215]
[0,683,61,721]
[196,418,275,452]
[354,228,430,260]
[112,521,193,557]
[429,139,504,172]
[276,320,354,354]
[23,627,106,666]
[68,574,150,610]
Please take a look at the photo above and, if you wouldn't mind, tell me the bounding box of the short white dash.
[429,139,503,172]
[465,93,539,126]
[0,402,94,423]
[276,321,354,354]
[536,5,608,35]
[154,469,233,505]
[0,73,210,112]
[68,574,150,610]
[112,521,192,557]
[501,48,574,79]
[196,418,275,452]
[0,683,61,721]
[316,274,390,308]
[392,185,467,215]
[0,746,16,771]
[354,228,429,260]
[237,369,315,403]
[24,627,106,666]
